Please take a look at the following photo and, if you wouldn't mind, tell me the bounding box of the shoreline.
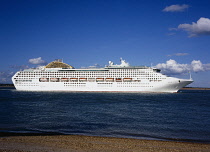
[180,87,210,90]
[1,132,209,143]
[1,135,210,152]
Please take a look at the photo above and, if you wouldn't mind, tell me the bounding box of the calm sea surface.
[0,87,210,143]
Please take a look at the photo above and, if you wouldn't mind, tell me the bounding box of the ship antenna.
[189,71,192,80]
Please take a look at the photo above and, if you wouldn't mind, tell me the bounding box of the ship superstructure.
[12,59,193,92]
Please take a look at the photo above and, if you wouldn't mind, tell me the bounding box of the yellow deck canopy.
[45,60,74,69]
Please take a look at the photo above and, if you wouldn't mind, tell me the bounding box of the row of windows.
[116,85,153,87]
[15,80,32,82]
[16,75,165,79]
[97,83,113,85]
[15,82,38,86]
[18,70,162,74]
[19,71,150,74]
[64,85,86,87]
[16,85,39,86]
[64,83,86,84]
[16,84,153,88]
[20,71,146,73]
[19,70,158,75]
[21,69,149,73]
[18,73,154,76]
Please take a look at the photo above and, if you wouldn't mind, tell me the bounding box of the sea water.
[0,87,210,143]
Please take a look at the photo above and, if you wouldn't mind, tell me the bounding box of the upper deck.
[21,58,161,73]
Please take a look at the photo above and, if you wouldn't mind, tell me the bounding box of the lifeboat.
[96,78,104,82]
[88,78,95,82]
[105,78,114,82]
[79,78,87,82]
[116,78,122,82]
[39,78,49,82]
[50,78,59,82]
[123,78,132,82]
[61,78,69,82]
[70,78,78,82]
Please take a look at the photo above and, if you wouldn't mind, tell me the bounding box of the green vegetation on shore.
[0,84,14,87]
[181,87,210,90]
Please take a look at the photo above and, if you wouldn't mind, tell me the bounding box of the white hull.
[12,77,193,93]
[12,58,193,93]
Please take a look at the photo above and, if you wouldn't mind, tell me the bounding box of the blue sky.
[1,0,210,87]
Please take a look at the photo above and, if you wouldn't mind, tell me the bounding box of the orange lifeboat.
[96,78,104,82]
[70,78,78,82]
[116,78,122,82]
[79,78,87,82]
[105,78,114,82]
[61,78,69,82]
[39,78,49,82]
[88,78,95,82]
[50,78,59,82]
[123,78,132,82]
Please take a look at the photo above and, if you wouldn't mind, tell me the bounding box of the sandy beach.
[1,135,210,152]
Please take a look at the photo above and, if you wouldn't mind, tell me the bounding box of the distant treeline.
[182,87,210,90]
[0,84,14,87]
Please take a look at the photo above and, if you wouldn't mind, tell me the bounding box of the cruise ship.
[12,58,193,92]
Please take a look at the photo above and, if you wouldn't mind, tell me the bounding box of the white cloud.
[191,60,204,72]
[175,53,189,56]
[81,63,103,69]
[10,65,29,70]
[155,59,210,75]
[204,63,210,71]
[29,57,47,65]
[163,4,189,12]
[178,17,210,37]
[167,53,189,57]
[0,71,14,83]
[167,32,176,36]
[156,59,189,75]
